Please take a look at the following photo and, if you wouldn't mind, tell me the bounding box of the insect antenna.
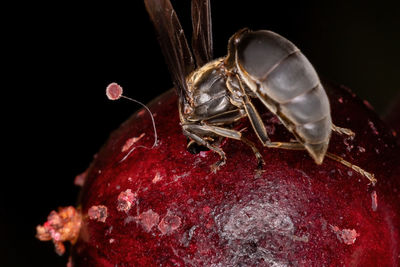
[106,82,158,162]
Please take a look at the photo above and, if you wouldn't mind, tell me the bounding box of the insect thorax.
[184,59,236,121]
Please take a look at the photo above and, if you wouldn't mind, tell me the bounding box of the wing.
[191,0,213,67]
[144,0,195,103]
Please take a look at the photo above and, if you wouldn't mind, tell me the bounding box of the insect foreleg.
[200,124,265,168]
[183,123,265,170]
[182,125,226,172]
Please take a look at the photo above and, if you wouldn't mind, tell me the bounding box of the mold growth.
[214,198,299,266]
[106,82,123,100]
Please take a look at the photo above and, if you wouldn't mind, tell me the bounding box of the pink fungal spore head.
[106,82,123,101]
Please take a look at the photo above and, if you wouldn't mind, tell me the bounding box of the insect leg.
[235,80,305,162]
[262,141,305,150]
[259,141,377,184]
[233,74,272,144]
[241,93,271,144]
[203,109,247,125]
[241,136,265,169]
[234,76,376,183]
[200,124,265,168]
[182,125,226,173]
[259,140,377,184]
[325,152,377,185]
[200,108,264,168]
[332,124,355,137]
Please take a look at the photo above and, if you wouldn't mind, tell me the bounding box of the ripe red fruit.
[42,82,400,266]
[385,94,400,145]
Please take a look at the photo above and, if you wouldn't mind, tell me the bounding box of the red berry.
[39,83,400,266]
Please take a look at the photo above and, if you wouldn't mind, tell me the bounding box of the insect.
[144,0,377,184]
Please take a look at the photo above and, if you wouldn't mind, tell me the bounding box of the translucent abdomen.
[235,30,332,163]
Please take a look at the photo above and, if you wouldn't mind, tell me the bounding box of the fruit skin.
[71,83,399,266]
[385,93,400,145]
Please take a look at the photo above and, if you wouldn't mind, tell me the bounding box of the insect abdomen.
[236,30,332,163]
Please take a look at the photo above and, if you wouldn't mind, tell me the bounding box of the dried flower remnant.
[88,205,108,223]
[117,189,136,212]
[330,225,360,245]
[36,206,82,255]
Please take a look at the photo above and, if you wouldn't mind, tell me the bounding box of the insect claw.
[210,159,225,174]
[186,139,196,149]
[210,164,219,174]
[257,160,265,169]
[254,168,265,179]
[369,175,377,187]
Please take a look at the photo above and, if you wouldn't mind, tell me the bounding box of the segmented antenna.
[106,82,158,162]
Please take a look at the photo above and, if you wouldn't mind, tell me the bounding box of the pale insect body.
[144,0,377,184]
[232,30,332,164]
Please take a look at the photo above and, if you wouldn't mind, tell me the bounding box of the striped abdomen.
[235,30,331,163]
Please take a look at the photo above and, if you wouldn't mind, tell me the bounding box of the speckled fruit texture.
[72,83,400,266]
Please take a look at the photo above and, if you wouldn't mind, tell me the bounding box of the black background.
[3,1,400,266]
